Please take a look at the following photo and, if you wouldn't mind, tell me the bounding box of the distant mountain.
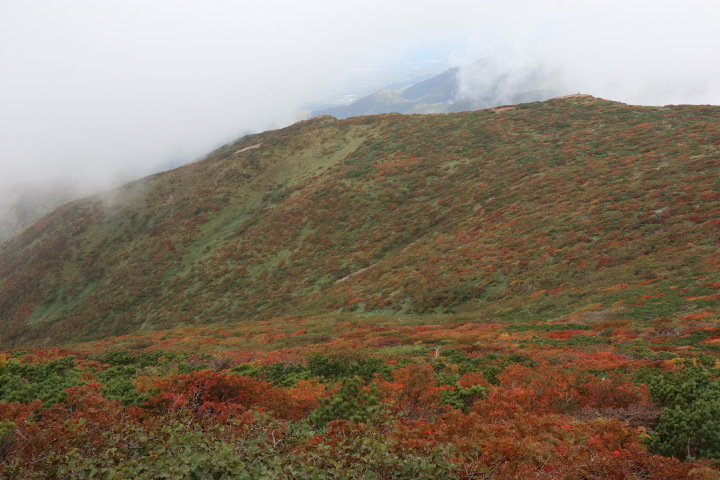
[312,64,561,119]
[1,95,718,346]
[399,66,459,103]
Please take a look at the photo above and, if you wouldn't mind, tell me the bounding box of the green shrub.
[96,366,147,406]
[309,377,380,426]
[93,350,179,368]
[231,362,310,387]
[306,352,389,381]
[646,365,720,460]
[0,356,82,405]
[440,383,487,411]
[44,416,459,480]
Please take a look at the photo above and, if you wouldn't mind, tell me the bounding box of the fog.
[1,0,718,235]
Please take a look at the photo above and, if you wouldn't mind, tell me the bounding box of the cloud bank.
[0,0,718,217]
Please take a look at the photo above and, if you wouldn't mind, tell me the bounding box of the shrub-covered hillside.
[1,95,719,478]
[0,95,718,346]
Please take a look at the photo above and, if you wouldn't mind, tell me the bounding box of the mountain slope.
[1,96,718,346]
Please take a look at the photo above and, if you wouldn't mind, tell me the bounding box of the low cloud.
[0,0,718,235]
[451,1,720,106]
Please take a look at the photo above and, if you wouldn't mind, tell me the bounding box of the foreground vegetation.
[1,312,719,478]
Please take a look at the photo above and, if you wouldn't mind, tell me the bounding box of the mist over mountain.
[2,1,718,250]
[0,59,556,242]
[311,63,562,119]
[0,180,89,241]
[0,134,255,242]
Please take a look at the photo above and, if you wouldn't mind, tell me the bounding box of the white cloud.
[0,0,718,197]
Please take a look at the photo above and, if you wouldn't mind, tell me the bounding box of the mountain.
[311,65,560,118]
[0,95,718,347]
[2,95,720,477]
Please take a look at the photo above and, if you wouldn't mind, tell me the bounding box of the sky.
[1,0,719,200]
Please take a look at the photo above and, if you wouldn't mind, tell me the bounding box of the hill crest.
[1,96,718,346]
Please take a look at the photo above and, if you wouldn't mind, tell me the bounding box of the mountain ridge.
[1,95,718,347]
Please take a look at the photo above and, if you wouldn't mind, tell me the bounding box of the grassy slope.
[0,96,718,346]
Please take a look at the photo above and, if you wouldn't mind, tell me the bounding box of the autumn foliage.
[0,97,718,477]
[0,330,718,478]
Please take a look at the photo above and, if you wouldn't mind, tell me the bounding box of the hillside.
[0,95,718,347]
[2,95,720,478]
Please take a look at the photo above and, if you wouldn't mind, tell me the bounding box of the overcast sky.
[1,0,719,194]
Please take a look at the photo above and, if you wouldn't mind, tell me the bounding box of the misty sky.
[1,0,719,194]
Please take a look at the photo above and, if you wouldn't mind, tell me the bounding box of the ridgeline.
[1,95,718,346]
